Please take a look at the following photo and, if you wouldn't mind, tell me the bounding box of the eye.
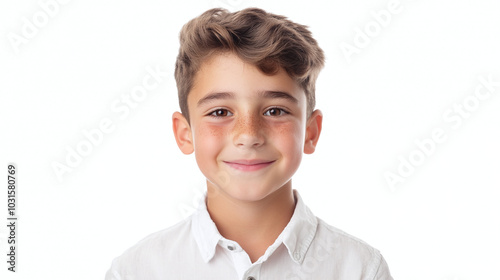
[209,109,233,117]
[264,107,289,116]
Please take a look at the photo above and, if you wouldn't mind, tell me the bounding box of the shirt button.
[293,251,301,261]
[247,277,256,280]
[227,245,235,251]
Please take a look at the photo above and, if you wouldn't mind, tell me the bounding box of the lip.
[223,159,276,171]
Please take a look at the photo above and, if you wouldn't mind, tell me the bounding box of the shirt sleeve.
[105,259,122,280]
[372,254,394,280]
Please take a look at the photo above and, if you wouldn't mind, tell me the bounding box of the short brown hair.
[174,8,325,122]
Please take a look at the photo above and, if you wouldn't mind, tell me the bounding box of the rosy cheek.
[274,122,294,135]
[201,123,227,138]
[273,121,303,141]
[194,123,227,151]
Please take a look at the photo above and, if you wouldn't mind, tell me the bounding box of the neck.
[206,182,296,263]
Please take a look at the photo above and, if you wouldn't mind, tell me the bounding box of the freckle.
[212,128,223,137]
[207,127,223,137]
[234,117,251,133]
[276,124,294,135]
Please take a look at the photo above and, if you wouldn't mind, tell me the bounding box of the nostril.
[233,129,265,147]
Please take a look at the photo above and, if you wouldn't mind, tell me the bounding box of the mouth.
[223,159,276,172]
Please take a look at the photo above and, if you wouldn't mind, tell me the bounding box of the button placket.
[243,262,261,280]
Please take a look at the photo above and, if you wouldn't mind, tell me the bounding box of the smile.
[223,160,276,172]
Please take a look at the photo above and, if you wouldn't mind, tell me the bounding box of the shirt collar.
[191,194,222,262]
[280,189,318,264]
[191,189,318,264]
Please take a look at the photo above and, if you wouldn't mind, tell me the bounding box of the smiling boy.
[106,8,393,280]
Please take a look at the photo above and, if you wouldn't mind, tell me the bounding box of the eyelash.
[207,107,290,118]
[263,107,289,116]
[208,108,233,118]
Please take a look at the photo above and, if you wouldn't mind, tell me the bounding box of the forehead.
[188,52,305,105]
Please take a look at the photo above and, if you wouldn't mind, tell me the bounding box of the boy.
[106,7,393,280]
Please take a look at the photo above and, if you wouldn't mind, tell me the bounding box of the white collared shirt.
[106,190,393,280]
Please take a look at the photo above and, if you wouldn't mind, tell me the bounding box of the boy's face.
[173,52,322,202]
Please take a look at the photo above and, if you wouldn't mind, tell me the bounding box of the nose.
[232,114,265,148]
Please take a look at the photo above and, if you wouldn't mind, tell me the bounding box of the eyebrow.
[197,92,234,107]
[196,90,298,107]
[258,90,298,104]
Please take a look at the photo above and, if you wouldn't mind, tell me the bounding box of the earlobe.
[172,112,194,154]
[304,109,323,154]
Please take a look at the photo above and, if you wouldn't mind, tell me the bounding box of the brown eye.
[264,108,288,116]
[210,109,232,117]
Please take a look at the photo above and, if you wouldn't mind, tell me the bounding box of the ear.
[172,111,194,154]
[304,109,323,154]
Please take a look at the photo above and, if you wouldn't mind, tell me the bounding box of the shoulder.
[316,218,379,254]
[106,216,197,279]
[126,217,192,255]
[312,218,391,279]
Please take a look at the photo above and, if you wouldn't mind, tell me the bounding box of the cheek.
[193,124,227,160]
[200,123,227,138]
[272,121,305,157]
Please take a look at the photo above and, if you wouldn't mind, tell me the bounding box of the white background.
[1,0,499,279]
